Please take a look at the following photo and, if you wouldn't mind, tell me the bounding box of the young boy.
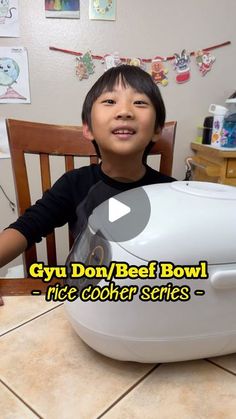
[0,65,175,269]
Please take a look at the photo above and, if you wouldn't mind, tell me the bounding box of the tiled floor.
[1,296,236,419]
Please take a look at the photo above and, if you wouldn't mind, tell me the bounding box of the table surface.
[1,295,236,418]
[191,141,236,157]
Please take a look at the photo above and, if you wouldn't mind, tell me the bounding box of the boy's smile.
[111,125,136,140]
[83,81,158,159]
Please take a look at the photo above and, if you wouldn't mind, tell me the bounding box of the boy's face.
[83,81,158,158]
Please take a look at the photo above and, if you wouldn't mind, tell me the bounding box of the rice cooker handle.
[210,270,236,289]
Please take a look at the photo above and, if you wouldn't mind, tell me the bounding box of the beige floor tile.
[0,382,39,419]
[103,361,236,419]
[0,296,62,335]
[0,305,154,419]
[209,353,236,374]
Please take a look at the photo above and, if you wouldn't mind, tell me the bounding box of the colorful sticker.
[103,52,122,71]
[195,50,215,76]
[127,57,146,70]
[75,51,95,80]
[173,49,191,83]
[151,57,168,86]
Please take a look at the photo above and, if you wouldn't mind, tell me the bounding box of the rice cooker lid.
[89,181,236,265]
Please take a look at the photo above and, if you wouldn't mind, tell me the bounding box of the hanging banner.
[49,41,231,85]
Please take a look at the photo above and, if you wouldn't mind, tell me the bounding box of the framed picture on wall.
[89,0,116,21]
[45,0,80,19]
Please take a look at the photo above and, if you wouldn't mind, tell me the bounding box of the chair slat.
[90,156,99,165]
[65,156,75,247]
[65,155,74,172]
[40,154,51,191]
[39,154,57,265]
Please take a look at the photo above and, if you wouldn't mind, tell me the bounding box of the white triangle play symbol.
[108,197,131,223]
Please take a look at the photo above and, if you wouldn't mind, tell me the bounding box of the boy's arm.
[0,228,27,269]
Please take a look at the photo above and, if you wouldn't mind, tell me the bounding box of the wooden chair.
[0,119,176,296]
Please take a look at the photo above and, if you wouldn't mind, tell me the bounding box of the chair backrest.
[6,119,177,274]
[151,121,177,176]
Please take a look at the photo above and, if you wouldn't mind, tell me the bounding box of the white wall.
[0,0,235,274]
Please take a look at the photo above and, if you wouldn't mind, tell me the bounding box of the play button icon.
[108,197,131,222]
[89,185,151,243]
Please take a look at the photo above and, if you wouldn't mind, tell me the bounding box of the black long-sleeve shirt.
[8,164,175,248]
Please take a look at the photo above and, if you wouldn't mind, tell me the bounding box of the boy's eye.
[102,99,115,104]
[134,100,149,106]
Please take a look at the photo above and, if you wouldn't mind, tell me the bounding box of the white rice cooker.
[64,181,236,362]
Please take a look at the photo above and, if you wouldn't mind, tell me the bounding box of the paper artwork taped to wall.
[76,51,95,80]
[45,0,80,19]
[151,57,168,86]
[195,50,215,76]
[0,47,31,103]
[173,50,191,83]
[0,118,10,158]
[0,0,19,37]
[89,0,116,20]
[103,52,122,71]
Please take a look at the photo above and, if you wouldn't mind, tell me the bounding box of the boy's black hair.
[82,65,166,160]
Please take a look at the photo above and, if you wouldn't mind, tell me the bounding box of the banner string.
[49,41,231,62]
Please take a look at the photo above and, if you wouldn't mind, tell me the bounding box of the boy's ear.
[152,127,162,143]
[82,124,94,141]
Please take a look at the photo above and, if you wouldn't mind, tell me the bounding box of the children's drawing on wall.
[0,47,30,103]
[89,0,116,20]
[0,0,19,37]
[45,0,80,19]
